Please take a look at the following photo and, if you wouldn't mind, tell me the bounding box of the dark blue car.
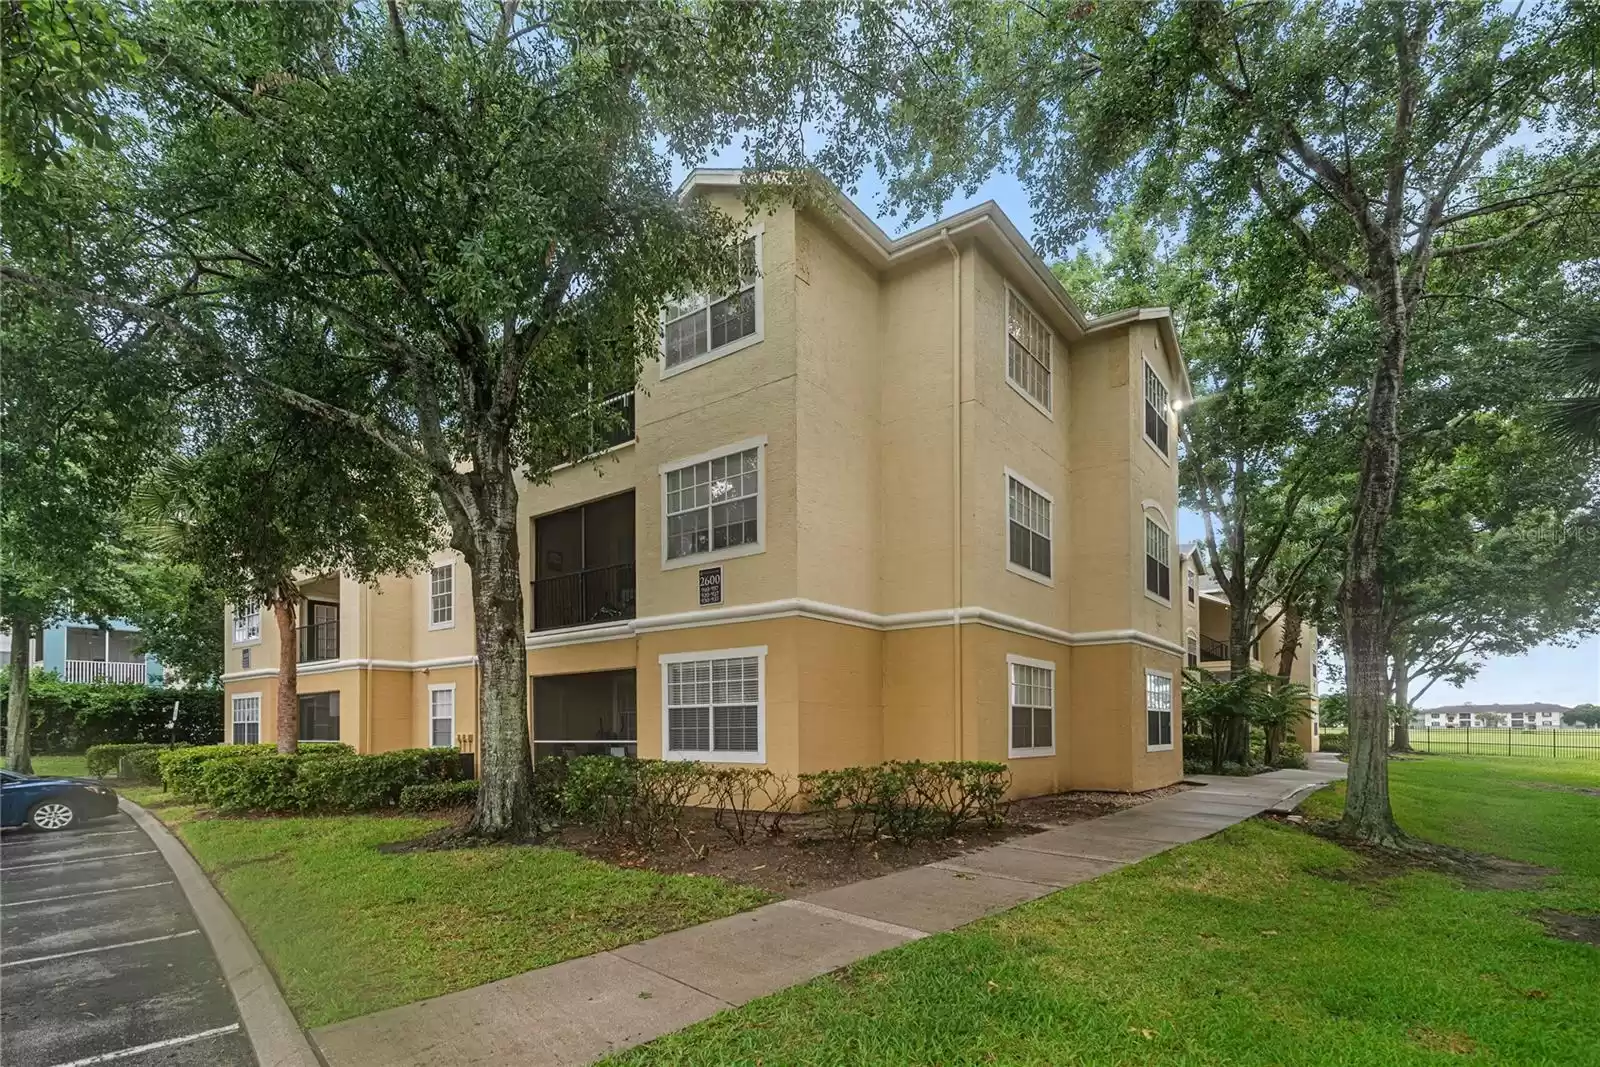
[0,769,119,831]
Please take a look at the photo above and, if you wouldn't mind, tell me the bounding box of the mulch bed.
[550,784,1184,896]
[1533,909,1600,946]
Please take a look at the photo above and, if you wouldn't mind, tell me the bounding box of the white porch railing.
[63,659,147,684]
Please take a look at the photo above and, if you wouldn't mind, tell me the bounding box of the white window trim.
[231,691,262,745]
[428,559,456,631]
[1142,358,1172,464]
[658,436,768,571]
[1143,513,1173,608]
[1003,467,1055,587]
[232,603,261,647]
[658,645,767,764]
[659,227,765,380]
[1006,653,1057,758]
[1145,667,1175,751]
[1003,285,1054,420]
[428,682,456,748]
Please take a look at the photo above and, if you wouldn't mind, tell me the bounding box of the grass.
[608,756,1600,1067]
[116,789,771,1027]
[27,754,90,778]
[1403,727,1600,759]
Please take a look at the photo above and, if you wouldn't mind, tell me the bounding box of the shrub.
[1,671,223,753]
[400,780,479,811]
[1272,741,1307,769]
[801,760,1011,845]
[86,743,163,778]
[202,755,301,813]
[1318,732,1349,754]
[562,756,708,847]
[293,749,463,813]
[562,755,645,835]
[531,756,570,819]
[120,747,168,783]
[158,742,354,799]
[707,767,795,845]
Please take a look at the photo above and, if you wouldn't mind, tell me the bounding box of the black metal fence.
[532,563,636,632]
[1199,635,1229,661]
[1408,725,1600,760]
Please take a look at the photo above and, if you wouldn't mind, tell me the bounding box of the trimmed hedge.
[159,742,464,814]
[801,760,1010,844]
[159,742,353,799]
[86,743,164,777]
[293,749,465,812]
[1318,732,1349,753]
[1,671,223,753]
[400,780,479,811]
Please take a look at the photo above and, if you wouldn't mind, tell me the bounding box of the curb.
[120,797,322,1067]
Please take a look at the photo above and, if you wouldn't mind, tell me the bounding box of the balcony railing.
[1198,635,1230,662]
[297,620,339,663]
[63,659,147,684]
[532,563,636,632]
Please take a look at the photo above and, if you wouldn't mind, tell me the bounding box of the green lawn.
[119,791,771,1027]
[27,754,90,778]
[609,756,1600,1067]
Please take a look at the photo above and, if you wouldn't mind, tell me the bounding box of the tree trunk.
[459,466,537,841]
[1340,283,1409,848]
[1227,601,1254,764]
[1391,648,1412,753]
[5,618,34,773]
[1276,603,1302,681]
[274,597,300,754]
[1264,723,1284,767]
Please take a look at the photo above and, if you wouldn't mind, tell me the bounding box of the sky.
[674,150,1599,712]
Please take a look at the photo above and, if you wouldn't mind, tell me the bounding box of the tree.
[1542,307,1600,450]
[118,556,225,688]
[760,0,1599,846]
[134,375,438,753]
[1058,211,1353,762]
[1253,677,1313,767]
[1,144,173,771]
[6,2,762,836]
[1564,705,1600,728]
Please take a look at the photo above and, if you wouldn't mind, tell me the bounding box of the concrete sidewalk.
[312,759,1345,1067]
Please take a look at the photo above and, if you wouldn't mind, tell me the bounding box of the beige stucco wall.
[218,187,1190,795]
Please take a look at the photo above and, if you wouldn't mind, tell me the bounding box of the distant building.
[1416,703,1567,730]
[0,621,164,686]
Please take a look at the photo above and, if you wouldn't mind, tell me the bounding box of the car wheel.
[28,800,76,831]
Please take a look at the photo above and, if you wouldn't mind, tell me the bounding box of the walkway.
[313,759,1346,1067]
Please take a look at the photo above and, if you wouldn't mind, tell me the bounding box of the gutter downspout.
[940,229,963,761]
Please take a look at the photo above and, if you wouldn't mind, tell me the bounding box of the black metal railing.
[297,620,339,663]
[563,392,635,463]
[532,562,636,632]
[1198,635,1230,662]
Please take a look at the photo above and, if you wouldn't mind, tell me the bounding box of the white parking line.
[2,881,176,908]
[1,849,158,872]
[2,929,199,968]
[5,829,139,845]
[42,1023,241,1067]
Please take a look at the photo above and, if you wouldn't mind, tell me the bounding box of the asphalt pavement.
[1,809,255,1067]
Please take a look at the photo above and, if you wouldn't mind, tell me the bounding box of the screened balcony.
[297,598,340,663]
[531,491,635,632]
[531,669,637,761]
[63,626,147,684]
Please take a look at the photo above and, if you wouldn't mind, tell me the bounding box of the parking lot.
[1,810,254,1067]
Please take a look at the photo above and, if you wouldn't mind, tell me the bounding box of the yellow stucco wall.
[218,186,1192,796]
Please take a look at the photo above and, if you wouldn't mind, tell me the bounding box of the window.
[1144,361,1170,454]
[1186,568,1196,603]
[1146,670,1174,750]
[1145,517,1171,601]
[663,236,760,372]
[1006,289,1052,413]
[663,442,761,565]
[661,648,764,762]
[232,693,261,745]
[1007,656,1055,757]
[429,562,455,629]
[429,684,456,748]
[1186,635,1199,669]
[298,692,340,742]
[1004,473,1053,581]
[233,602,260,644]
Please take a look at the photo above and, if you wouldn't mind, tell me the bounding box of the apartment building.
[220,171,1194,796]
[2,621,165,686]
[1179,547,1321,752]
[1417,704,1565,729]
